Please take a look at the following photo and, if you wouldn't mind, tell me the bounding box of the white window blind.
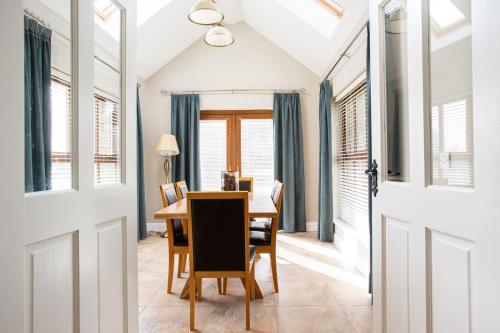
[241,119,274,194]
[431,98,474,187]
[94,95,120,185]
[200,119,227,190]
[335,81,369,232]
[50,77,72,190]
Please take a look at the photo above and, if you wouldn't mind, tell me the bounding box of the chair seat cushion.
[250,230,271,246]
[173,233,188,246]
[249,219,271,232]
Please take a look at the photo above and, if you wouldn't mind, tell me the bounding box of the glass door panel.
[200,119,227,190]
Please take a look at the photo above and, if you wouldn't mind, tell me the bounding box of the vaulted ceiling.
[137,0,368,79]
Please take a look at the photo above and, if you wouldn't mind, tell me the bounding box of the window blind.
[335,81,369,232]
[50,77,72,190]
[200,119,227,190]
[241,119,274,194]
[94,95,120,185]
[431,98,474,187]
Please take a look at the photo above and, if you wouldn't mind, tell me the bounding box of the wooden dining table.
[153,192,278,300]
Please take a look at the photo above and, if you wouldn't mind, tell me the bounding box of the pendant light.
[188,0,224,26]
[204,24,234,47]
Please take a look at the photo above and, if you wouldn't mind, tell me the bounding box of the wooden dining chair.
[238,176,254,192]
[175,180,188,199]
[187,191,257,331]
[175,180,189,273]
[159,183,189,293]
[249,180,280,232]
[249,181,284,293]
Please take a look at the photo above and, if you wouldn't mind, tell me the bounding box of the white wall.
[141,22,320,227]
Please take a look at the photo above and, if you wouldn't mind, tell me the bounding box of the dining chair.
[175,180,189,273]
[249,181,284,293]
[175,180,188,199]
[249,180,280,232]
[159,183,189,293]
[187,191,257,331]
[238,176,254,192]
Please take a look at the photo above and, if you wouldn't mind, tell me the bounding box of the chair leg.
[270,250,279,293]
[222,278,228,295]
[217,278,222,294]
[250,263,256,300]
[196,278,202,301]
[189,275,196,331]
[177,253,183,278]
[167,251,174,293]
[245,273,251,330]
[181,253,188,273]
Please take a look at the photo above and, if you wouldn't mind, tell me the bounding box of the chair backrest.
[187,192,249,272]
[175,180,188,199]
[159,184,184,243]
[238,177,254,192]
[270,181,285,230]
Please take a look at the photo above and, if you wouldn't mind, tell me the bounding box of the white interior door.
[369,0,500,332]
[0,0,138,332]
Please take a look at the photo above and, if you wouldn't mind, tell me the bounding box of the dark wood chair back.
[159,183,184,244]
[187,192,249,272]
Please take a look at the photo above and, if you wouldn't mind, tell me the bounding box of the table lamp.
[155,134,179,183]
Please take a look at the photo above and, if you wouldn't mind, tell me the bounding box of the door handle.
[365,159,379,197]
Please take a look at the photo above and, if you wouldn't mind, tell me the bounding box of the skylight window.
[277,0,343,38]
[430,0,465,29]
[94,0,120,41]
[95,0,117,22]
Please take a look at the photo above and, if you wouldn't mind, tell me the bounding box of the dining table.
[153,192,278,300]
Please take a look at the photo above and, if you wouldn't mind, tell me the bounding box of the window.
[50,76,72,190]
[199,111,274,194]
[335,82,369,232]
[94,95,120,185]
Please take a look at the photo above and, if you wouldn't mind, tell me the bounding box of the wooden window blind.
[50,76,72,190]
[94,94,120,185]
[335,81,369,231]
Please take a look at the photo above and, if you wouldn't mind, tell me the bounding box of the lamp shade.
[155,134,179,156]
[188,0,224,25]
[204,24,234,47]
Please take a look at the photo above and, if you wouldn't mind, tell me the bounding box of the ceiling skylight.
[137,0,173,26]
[430,0,465,29]
[94,0,120,41]
[277,0,343,38]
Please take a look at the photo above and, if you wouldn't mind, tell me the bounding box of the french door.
[200,110,274,194]
[0,0,138,332]
[370,0,500,332]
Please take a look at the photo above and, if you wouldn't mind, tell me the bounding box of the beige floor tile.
[343,306,373,333]
[277,306,355,333]
[275,281,338,306]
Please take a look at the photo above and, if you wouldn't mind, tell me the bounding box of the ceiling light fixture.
[188,0,224,26]
[204,24,234,47]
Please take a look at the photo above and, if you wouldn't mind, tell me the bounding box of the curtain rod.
[160,88,306,96]
[322,22,368,81]
[24,8,121,75]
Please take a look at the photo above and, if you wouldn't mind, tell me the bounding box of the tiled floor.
[138,232,372,333]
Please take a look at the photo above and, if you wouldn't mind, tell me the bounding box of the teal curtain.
[137,85,148,240]
[171,94,201,190]
[24,16,52,193]
[273,93,306,232]
[318,80,334,242]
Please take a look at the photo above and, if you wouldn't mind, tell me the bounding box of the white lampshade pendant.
[205,24,234,47]
[188,0,224,25]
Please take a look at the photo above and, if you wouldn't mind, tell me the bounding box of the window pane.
[335,82,369,232]
[200,120,227,190]
[429,0,473,187]
[383,0,410,182]
[241,119,274,194]
[51,78,72,190]
[24,0,73,192]
[94,0,122,185]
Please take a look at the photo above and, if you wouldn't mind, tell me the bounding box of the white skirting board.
[147,221,319,233]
